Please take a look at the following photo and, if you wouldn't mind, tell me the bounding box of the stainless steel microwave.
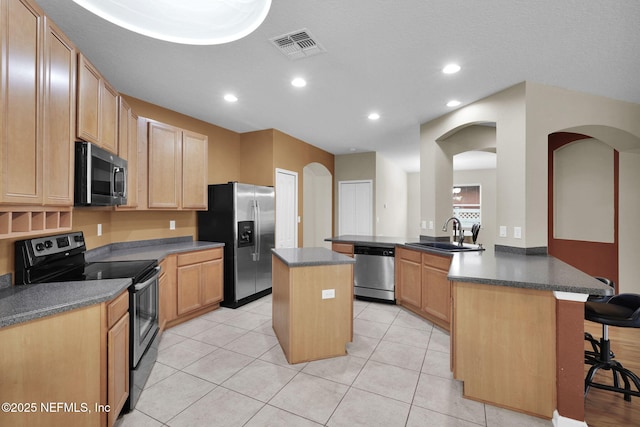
[74,142,127,206]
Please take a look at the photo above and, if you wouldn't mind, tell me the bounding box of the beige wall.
[420,81,640,292]
[375,154,408,237]
[619,152,640,293]
[407,172,421,238]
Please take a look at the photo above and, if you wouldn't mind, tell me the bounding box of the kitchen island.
[327,235,612,425]
[271,247,355,364]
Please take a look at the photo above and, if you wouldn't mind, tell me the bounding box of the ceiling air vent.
[270,29,325,60]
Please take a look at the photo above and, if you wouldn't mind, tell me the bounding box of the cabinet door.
[177,263,202,315]
[181,130,208,210]
[42,17,75,206]
[201,257,223,306]
[101,80,118,153]
[117,98,138,208]
[396,249,421,308]
[148,121,181,209]
[77,53,100,144]
[107,312,129,427]
[421,265,452,326]
[0,0,43,204]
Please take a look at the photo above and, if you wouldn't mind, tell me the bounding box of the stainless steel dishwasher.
[353,245,395,302]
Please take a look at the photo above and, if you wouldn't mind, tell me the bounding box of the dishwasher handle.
[353,246,395,256]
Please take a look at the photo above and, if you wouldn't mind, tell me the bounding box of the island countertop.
[272,247,356,267]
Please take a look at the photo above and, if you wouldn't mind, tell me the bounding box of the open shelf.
[0,208,73,239]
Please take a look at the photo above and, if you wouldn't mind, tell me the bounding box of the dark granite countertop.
[272,247,356,267]
[0,237,225,329]
[327,236,612,296]
[325,235,410,247]
[448,250,613,296]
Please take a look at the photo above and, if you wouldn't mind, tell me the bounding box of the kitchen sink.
[404,242,485,252]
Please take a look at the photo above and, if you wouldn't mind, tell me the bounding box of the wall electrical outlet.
[97,224,102,236]
[169,220,176,230]
[499,226,507,237]
[421,220,427,229]
[514,226,522,239]
[429,220,434,230]
[322,289,335,299]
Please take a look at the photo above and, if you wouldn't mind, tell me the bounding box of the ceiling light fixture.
[291,78,307,88]
[442,63,461,74]
[72,0,272,45]
[224,94,238,102]
[446,100,461,107]
[368,113,380,120]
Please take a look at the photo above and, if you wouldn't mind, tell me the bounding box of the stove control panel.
[29,232,85,257]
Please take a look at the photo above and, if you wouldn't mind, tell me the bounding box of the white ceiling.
[36,0,640,173]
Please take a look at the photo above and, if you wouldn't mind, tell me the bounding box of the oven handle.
[134,266,161,292]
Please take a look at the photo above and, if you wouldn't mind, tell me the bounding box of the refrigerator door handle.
[254,200,261,261]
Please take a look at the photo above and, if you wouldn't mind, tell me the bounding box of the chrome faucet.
[442,217,465,246]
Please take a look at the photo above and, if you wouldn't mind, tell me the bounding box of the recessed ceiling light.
[442,63,461,74]
[72,0,272,45]
[446,100,461,107]
[368,112,380,120]
[224,94,238,102]
[291,77,306,87]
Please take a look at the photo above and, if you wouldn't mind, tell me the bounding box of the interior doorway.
[303,163,332,248]
[548,132,619,287]
[275,168,298,248]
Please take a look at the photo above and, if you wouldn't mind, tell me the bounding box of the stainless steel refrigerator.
[197,182,275,308]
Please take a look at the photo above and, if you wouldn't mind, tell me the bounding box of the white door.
[338,180,373,235]
[275,168,298,248]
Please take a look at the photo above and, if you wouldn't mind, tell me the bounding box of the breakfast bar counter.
[271,248,355,364]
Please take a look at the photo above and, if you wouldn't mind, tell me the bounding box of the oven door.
[131,266,160,366]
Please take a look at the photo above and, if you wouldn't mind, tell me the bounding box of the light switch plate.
[322,289,335,299]
[499,226,507,237]
[514,226,522,239]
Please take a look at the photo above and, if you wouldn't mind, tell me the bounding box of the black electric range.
[14,231,157,285]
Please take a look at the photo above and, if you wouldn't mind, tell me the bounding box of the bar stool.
[584,293,640,401]
[584,277,615,362]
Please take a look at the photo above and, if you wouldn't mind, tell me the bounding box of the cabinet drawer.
[107,290,129,329]
[177,248,221,266]
[422,253,452,271]
[397,247,422,263]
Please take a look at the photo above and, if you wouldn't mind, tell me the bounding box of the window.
[453,185,481,230]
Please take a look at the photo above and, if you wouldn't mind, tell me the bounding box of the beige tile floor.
[115,295,552,427]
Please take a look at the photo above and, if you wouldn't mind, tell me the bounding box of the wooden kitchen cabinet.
[0,0,75,238]
[0,289,130,427]
[146,119,208,210]
[331,242,354,257]
[395,247,453,331]
[77,53,119,153]
[116,97,139,209]
[176,248,223,315]
[106,290,129,427]
[162,248,223,330]
[421,254,452,329]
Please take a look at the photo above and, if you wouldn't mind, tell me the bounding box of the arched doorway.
[548,132,619,287]
[303,163,332,248]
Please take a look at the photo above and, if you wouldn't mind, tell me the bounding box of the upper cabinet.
[0,0,75,238]
[77,53,118,153]
[116,97,138,209]
[0,0,44,205]
[146,120,208,210]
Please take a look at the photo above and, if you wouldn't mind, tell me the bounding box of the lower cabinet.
[0,289,130,427]
[396,247,453,331]
[161,247,224,329]
[106,291,129,427]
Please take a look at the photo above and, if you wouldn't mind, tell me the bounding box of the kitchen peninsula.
[271,247,355,364]
[327,235,612,424]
